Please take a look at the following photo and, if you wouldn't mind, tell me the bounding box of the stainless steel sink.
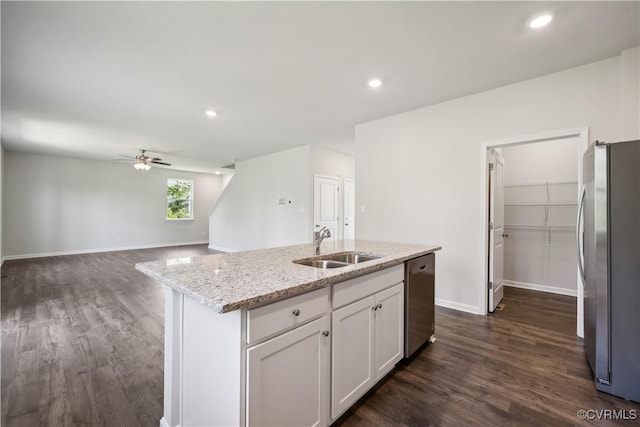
[293,252,383,269]
[294,259,350,269]
[321,252,381,264]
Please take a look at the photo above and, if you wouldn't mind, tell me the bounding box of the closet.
[501,138,579,296]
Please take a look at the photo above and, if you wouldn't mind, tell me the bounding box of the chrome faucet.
[313,227,332,255]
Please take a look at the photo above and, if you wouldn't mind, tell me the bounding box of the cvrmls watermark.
[577,409,637,421]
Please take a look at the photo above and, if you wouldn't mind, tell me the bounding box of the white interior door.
[488,149,505,312]
[314,175,339,240]
[343,179,355,240]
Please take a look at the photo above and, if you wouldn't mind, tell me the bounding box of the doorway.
[314,175,340,241]
[313,175,356,242]
[481,128,589,337]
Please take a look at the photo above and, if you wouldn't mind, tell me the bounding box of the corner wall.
[209,145,355,251]
[209,146,312,251]
[2,151,222,258]
[355,49,639,314]
[310,146,355,180]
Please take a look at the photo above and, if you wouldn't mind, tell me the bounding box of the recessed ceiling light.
[205,109,217,118]
[529,14,553,29]
[367,78,382,88]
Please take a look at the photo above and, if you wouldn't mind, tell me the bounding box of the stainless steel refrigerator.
[578,140,639,403]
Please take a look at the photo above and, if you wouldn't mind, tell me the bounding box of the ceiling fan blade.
[118,154,135,159]
[150,157,163,161]
[112,159,133,162]
[151,161,172,166]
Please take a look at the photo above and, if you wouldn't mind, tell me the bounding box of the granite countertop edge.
[135,241,441,314]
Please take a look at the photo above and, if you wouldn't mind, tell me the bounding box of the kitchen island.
[137,239,441,427]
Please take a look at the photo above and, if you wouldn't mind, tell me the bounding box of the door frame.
[479,127,589,336]
[343,178,355,240]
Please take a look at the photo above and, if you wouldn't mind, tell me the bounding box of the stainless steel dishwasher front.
[404,253,435,358]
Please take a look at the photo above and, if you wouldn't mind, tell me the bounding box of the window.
[167,178,194,220]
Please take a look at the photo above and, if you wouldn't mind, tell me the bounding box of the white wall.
[209,145,355,251]
[310,146,355,180]
[621,46,639,141]
[2,151,222,258]
[209,146,312,251]
[502,138,579,295]
[355,48,639,315]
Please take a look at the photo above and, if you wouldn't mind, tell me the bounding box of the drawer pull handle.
[322,331,330,337]
[292,309,301,316]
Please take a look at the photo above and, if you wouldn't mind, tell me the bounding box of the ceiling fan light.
[134,162,151,171]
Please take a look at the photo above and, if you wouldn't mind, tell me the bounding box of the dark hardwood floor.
[2,247,639,426]
[338,288,640,427]
[1,245,216,427]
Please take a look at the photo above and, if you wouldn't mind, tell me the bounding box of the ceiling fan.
[113,149,172,170]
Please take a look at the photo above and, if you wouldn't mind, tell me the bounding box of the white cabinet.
[331,282,404,419]
[162,263,410,427]
[331,295,375,417]
[373,284,404,380]
[246,316,330,427]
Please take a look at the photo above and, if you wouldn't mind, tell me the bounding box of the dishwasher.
[404,253,435,358]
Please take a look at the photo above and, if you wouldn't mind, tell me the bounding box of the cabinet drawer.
[247,287,329,344]
[333,265,404,309]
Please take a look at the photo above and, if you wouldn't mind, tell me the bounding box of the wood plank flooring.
[337,288,639,427]
[1,245,216,427]
[2,247,639,426]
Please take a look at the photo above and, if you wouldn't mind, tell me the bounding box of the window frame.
[166,178,194,221]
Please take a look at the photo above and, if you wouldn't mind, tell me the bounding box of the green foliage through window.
[167,179,193,219]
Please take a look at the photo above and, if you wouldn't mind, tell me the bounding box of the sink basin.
[293,252,383,269]
[321,252,381,264]
[294,259,350,269]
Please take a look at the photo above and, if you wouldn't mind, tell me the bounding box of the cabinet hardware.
[322,331,330,337]
[292,309,300,316]
[372,306,378,311]
[377,304,383,310]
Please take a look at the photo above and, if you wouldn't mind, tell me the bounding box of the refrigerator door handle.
[576,185,586,285]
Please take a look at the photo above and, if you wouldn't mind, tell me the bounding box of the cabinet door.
[373,283,404,381]
[246,316,329,427]
[331,295,375,419]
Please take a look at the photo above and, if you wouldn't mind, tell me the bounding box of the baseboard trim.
[435,298,483,315]
[503,280,577,297]
[208,245,238,253]
[2,240,210,261]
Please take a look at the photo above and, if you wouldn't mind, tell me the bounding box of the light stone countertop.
[135,239,441,313]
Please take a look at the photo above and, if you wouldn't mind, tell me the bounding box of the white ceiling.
[2,1,638,173]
